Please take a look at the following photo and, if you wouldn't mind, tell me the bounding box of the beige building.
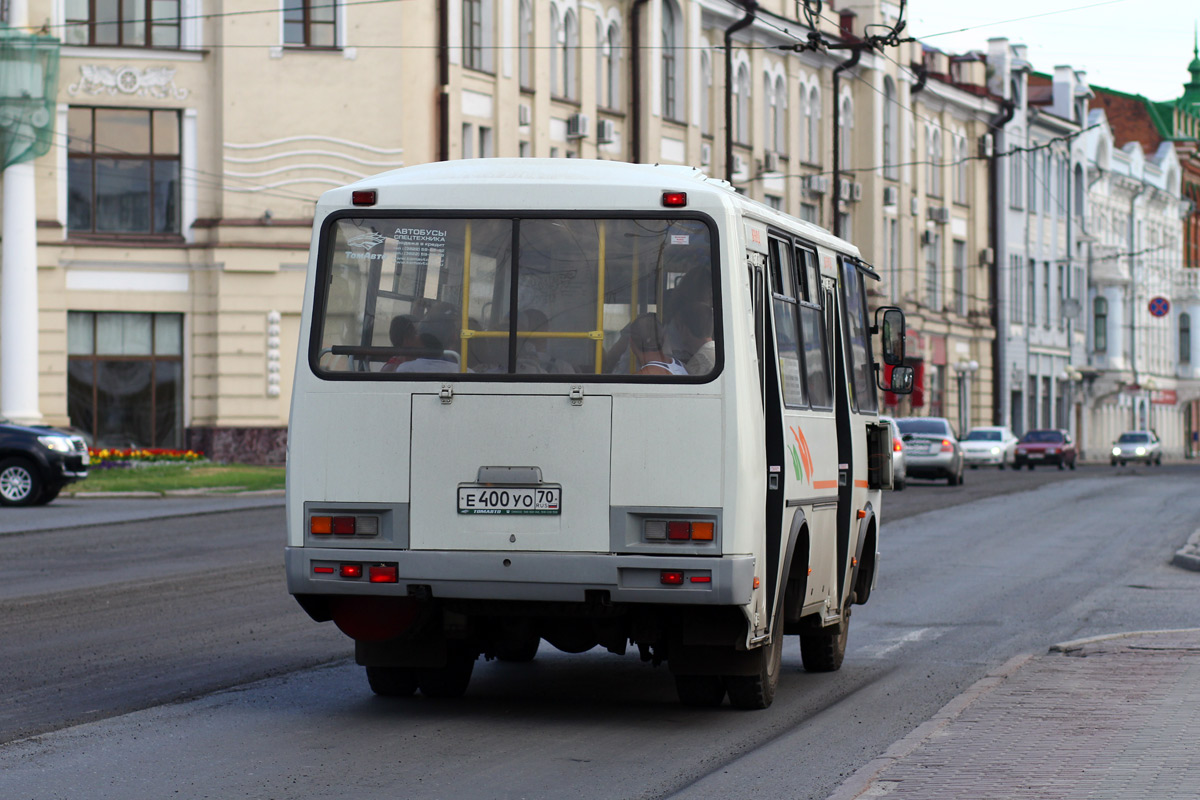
[1,0,1000,459]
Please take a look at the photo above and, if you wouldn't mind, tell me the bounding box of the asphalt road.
[1,464,1197,799]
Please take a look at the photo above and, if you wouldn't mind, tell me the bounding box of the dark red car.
[1014,429,1077,470]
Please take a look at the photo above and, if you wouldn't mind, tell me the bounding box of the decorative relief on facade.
[67,65,190,100]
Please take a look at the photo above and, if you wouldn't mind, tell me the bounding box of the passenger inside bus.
[628,314,688,376]
[677,301,716,376]
[380,315,420,372]
[515,308,577,374]
[390,308,463,373]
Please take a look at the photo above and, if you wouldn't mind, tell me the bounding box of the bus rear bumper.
[286,546,755,606]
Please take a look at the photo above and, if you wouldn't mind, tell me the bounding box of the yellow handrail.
[595,221,606,374]
[459,222,472,373]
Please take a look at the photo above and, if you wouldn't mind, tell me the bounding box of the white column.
[1,161,41,424]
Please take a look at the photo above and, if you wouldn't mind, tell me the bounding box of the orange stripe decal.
[854,479,869,488]
[812,480,839,489]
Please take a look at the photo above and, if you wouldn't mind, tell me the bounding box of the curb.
[1050,627,1200,653]
[1171,528,1200,572]
[70,489,284,499]
[825,652,1033,800]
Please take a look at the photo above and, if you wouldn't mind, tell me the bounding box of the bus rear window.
[312,215,717,380]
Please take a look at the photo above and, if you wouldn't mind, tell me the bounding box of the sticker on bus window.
[670,234,690,245]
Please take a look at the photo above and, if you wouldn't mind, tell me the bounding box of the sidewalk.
[828,628,1200,800]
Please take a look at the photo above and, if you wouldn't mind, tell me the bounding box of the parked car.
[880,415,906,490]
[960,426,1019,469]
[894,416,964,486]
[0,421,90,506]
[1110,430,1162,466]
[1013,429,1077,470]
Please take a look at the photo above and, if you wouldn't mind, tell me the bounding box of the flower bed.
[89,448,207,468]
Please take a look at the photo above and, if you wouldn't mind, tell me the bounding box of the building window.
[1043,260,1050,328]
[954,135,968,204]
[596,21,620,108]
[839,96,853,171]
[68,107,181,236]
[806,86,820,163]
[1027,258,1036,326]
[561,9,578,100]
[284,0,337,48]
[661,0,681,120]
[549,6,561,95]
[799,203,818,224]
[1093,296,1107,352]
[1009,130,1023,209]
[883,77,898,180]
[463,0,485,70]
[1027,141,1037,211]
[1181,312,1191,363]
[519,0,533,88]
[67,312,184,449]
[65,0,182,48]
[925,232,940,309]
[1057,264,1066,331]
[700,51,712,136]
[953,239,967,315]
[1009,255,1023,323]
[1074,163,1085,217]
[927,127,941,198]
[735,64,750,144]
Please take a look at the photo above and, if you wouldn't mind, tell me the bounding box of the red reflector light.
[340,564,363,579]
[667,521,691,541]
[369,565,398,583]
[351,190,377,206]
[660,571,684,585]
[689,575,712,584]
[333,516,356,535]
[661,191,687,207]
[313,565,335,574]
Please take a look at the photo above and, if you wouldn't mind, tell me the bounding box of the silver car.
[880,415,907,491]
[960,426,1019,469]
[1111,430,1163,466]
[895,416,964,486]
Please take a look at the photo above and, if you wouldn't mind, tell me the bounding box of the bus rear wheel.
[366,666,419,697]
[674,674,726,707]
[418,646,476,698]
[800,603,850,673]
[726,630,783,710]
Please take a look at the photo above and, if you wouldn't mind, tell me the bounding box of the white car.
[1111,430,1163,466]
[960,425,1019,469]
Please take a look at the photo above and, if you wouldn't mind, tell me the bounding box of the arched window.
[1009,128,1023,208]
[661,0,680,120]
[518,0,533,88]
[735,63,750,143]
[1074,163,1085,217]
[699,51,712,136]
[607,24,621,108]
[839,95,853,170]
[596,19,606,103]
[1181,312,1192,364]
[807,86,820,163]
[882,77,898,180]
[774,76,787,155]
[562,10,578,101]
[1094,296,1108,353]
[763,73,775,152]
[927,127,941,197]
[549,6,561,96]
[954,135,968,203]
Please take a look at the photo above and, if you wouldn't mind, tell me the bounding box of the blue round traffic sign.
[1149,296,1170,318]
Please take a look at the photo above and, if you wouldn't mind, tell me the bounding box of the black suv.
[0,421,90,506]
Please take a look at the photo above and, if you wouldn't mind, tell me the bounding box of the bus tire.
[418,646,476,698]
[800,603,850,673]
[366,666,419,697]
[726,631,783,710]
[496,633,541,663]
[674,674,726,708]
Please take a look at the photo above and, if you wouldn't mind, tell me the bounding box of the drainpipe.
[987,98,1015,425]
[439,0,450,161]
[1128,183,1147,426]
[830,46,862,238]
[630,0,650,164]
[724,1,757,183]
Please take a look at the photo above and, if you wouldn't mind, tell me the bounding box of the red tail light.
[893,437,903,452]
[941,439,953,452]
[666,522,691,541]
[660,571,684,585]
[369,565,398,583]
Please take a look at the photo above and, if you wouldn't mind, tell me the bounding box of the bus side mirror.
[886,365,914,394]
[873,306,906,366]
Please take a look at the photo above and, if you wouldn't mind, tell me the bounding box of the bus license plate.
[458,486,561,515]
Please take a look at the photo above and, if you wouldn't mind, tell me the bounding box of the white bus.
[285,159,912,709]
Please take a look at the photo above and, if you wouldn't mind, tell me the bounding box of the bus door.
[824,266,855,613]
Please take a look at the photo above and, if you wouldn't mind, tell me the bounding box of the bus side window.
[838,260,878,413]
[797,246,832,409]
[769,238,805,409]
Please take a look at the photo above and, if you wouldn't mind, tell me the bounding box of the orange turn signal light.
[310,516,333,535]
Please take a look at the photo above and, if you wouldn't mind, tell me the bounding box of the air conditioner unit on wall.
[566,113,588,139]
[839,178,854,202]
[518,104,531,127]
[806,175,829,194]
[851,181,863,202]
[762,151,780,172]
[927,206,950,224]
[733,154,748,174]
[596,118,615,144]
[883,186,899,206]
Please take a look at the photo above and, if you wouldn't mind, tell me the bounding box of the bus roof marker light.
[351,190,377,206]
[661,191,687,207]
